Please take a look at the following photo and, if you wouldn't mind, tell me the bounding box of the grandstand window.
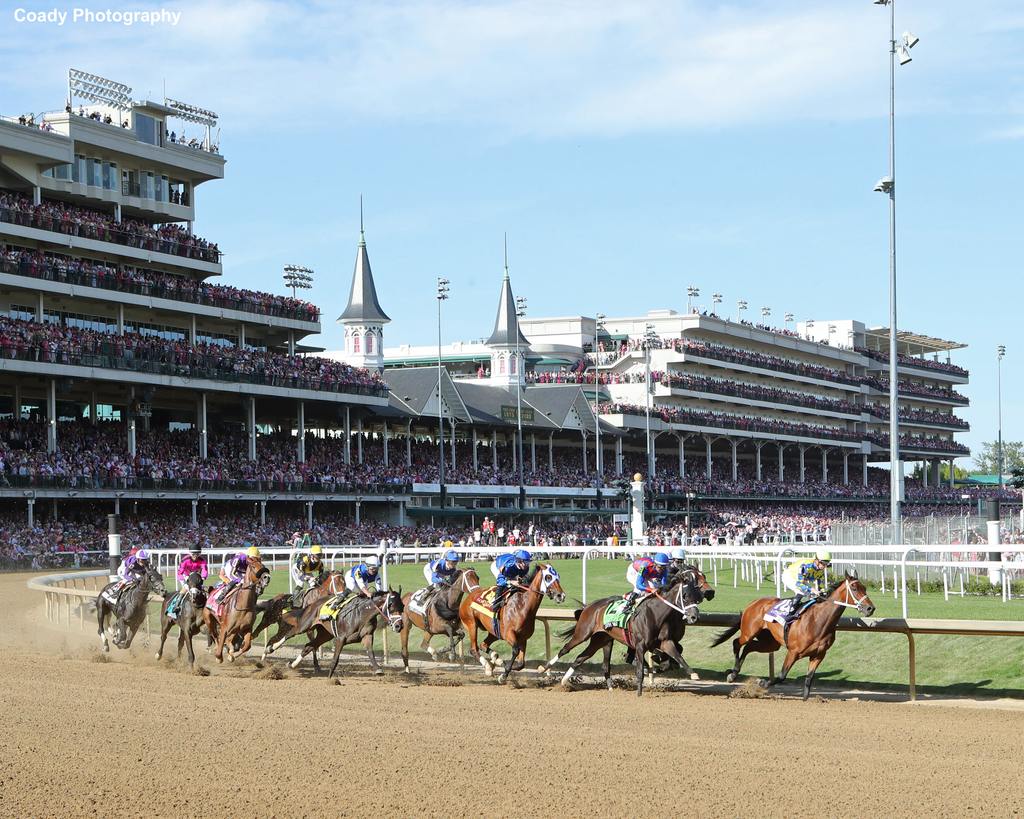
[366,332,373,354]
[126,320,187,341]
[352,334,360,354]
[102,161,117,190]
[499,355,506,375]
[134,113,161,146]
[8,304,36,322]
[87,158,101,187]
[156,175,168,203]
[197,331,239,348]
[510,354,517,375]
[72,154,86,183]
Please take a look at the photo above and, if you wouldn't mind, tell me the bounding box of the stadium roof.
[485,269,529,348]
[865,328,966,354]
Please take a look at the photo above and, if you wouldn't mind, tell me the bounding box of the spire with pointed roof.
[337,198,389,371]
[486,235,529,387]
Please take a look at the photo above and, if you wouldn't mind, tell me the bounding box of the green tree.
[973,441,1024,474]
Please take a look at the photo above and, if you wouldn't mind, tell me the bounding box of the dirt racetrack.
[1,572,1021,818]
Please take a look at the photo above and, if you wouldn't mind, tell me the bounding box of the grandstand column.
[581,430,588,473]
[89,390,97,425]
[677,434,685,477]
[344,407,351,465]
[114,203,121,223]
[288,332,295,356]
[127,414,136,457]
[239,323,246,348]
[36,292,44,321]
[297,401,307,463]
[843,451,850,485]
[357,418,364,464]
[531,433,537,473]
[191,500,198,526]
[449,420,456,469]
[615,436,623,475]
[306,501,313,529]
[471,428,478,471]
[493,430,499,472]
[406,420,413,467]
[798,445,807,484]
[548,432,554,471]
[32,184,40,205]
[704,436,712,480]
[511,429,517,471]
[755,441,763,481]
[922,459,928,488]
[107,514,121,580]
[730,439,738,482]
[197,393,208,459]
[13,384,21,419]
[190,314,197,344]
[862,455,868,487]
[259,500,266,525]
[116,304,124,335]
[46,378,56,454]
[247,397,256,460]
[382,419,389,467]
[778,443,785,481]
[26,498,34,527]
[355,499,361,526]
[822,448,829,482]
[948,459,955,488]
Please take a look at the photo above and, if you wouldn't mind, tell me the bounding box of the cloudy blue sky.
[2,0,1021,459]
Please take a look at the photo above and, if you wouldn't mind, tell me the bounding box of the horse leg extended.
[183,619,197,669]
[802,655,824,700]
[467,616,493,677]
[601,641,614,690]
[328,636,346,678]
[235,628,253,660]
[400,616,413,673]
[559,634,610,688]
[155,611,173,661]
[97,603,109,652]
[767,648,800,689]
[634,640,646,697]
[538,620,591,675]
[363,632,383,676]
[657,639,698,681]
[482,633,503,668]
[499,639,521,683]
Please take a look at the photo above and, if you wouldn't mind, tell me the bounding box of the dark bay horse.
[400,568,481,672]
[628,564,716,678]
[252,570,345,641]
[710,570,875,700]
[541,574,702,696]
[96,566,166,652]
[202,560,271,663]
[267,588,403,677]
[458,564,566,683]
[155,571,207,669]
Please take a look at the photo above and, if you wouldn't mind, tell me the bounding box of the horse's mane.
[825,572,857,596]
[524,564,541,584]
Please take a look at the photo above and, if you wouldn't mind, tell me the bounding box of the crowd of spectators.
[866,432,970,455]
[1,243,319,322]
[858,348,968,378]
[0,316,387,395]
[864,403,968,429]
[0,190,220,263]
[863,375,969,404]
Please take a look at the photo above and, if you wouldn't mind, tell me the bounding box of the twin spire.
[338,196,390,324]
[485,233,528,348]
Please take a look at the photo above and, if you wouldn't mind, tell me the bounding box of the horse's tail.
[556,608,584,640]
[710,625,739,648]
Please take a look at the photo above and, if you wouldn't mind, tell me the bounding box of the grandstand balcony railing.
[858,348,969,378]
[0,257,320,323]
[0,339,390,398]
[0,474,411,495]
[0,203,221,264]
[670,339,863,387]
[658,374,862,416]
[864,404,970,429]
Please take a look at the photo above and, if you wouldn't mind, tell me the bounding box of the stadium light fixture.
[874,176,894,193]
[736,300,748,322]
[436,276,450,508]
[515,293,527,500]
[643,322,658,477]
[686,285,700,313]
[593,313,606,479]
[997,345,1006,488]
[282,264,314,298]
[712,293,723,313]
[67,68,132,113]
[761,306,771,321]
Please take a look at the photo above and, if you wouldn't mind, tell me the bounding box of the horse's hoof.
[726,672,737,683]
[483,664,493,677]
[690,672,700,681]
[154,653,161,661]
[374,668,384,676]
[606,679,614,691]
[536,664,546,674]
[758,678,770,689]
[403,667,411,674]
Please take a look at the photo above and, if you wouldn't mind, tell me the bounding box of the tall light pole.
[998,345,1006,488]
[761,306,771,324]
[643,323,658,477]
[874,0,918,539]
[736,300,748,323]
[806,318,815,341]
[515,294,527,504]
[687,286,700,313]
[436,277,449,509]
[784,312,795,332]
[712,293,723,316]
[593,312,606,482]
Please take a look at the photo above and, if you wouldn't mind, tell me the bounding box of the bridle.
[654,581,700,618]
[831,578,868,611]
[373,592,403,629]
[459,571,481,594]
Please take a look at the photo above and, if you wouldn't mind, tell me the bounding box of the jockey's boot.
[490,588,506,613]
[291,587,305,609]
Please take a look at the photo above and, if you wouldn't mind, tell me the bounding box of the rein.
[831,578,867,610]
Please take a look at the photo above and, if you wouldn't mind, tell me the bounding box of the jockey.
[345,555,383,598]
[290,544,324,608]
[624,553,670,613]
[425,549,460,593]
[215,545,260,602]
[666,547,688,580]
[176,547,209,590]
[168,547,208,618]
[782,551,831,621]
[491,549,531,612]
[117,548,151,585]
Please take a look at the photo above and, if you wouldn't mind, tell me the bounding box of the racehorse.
[458,564,566,683]
[267,588,403,677]
[252,570,345,641]
[155,571,207,669]
[399,568,481,672]
[202,559,271,663]
[96,565,166,652]
[710,570,875,700]
[627,564,716,677]
[541,572,703,696]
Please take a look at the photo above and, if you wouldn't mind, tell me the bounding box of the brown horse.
[458,564,566,683]
[202,559,271,663]
[252,570,345,641]
[540,573,702,696]
[710,570,875,700]
[400,568,481,672]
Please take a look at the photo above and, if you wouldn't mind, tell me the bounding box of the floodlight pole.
[884,0,902,540]
[436,278,449,512]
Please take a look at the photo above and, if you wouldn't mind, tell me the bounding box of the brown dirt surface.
[1,571,1022,818]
